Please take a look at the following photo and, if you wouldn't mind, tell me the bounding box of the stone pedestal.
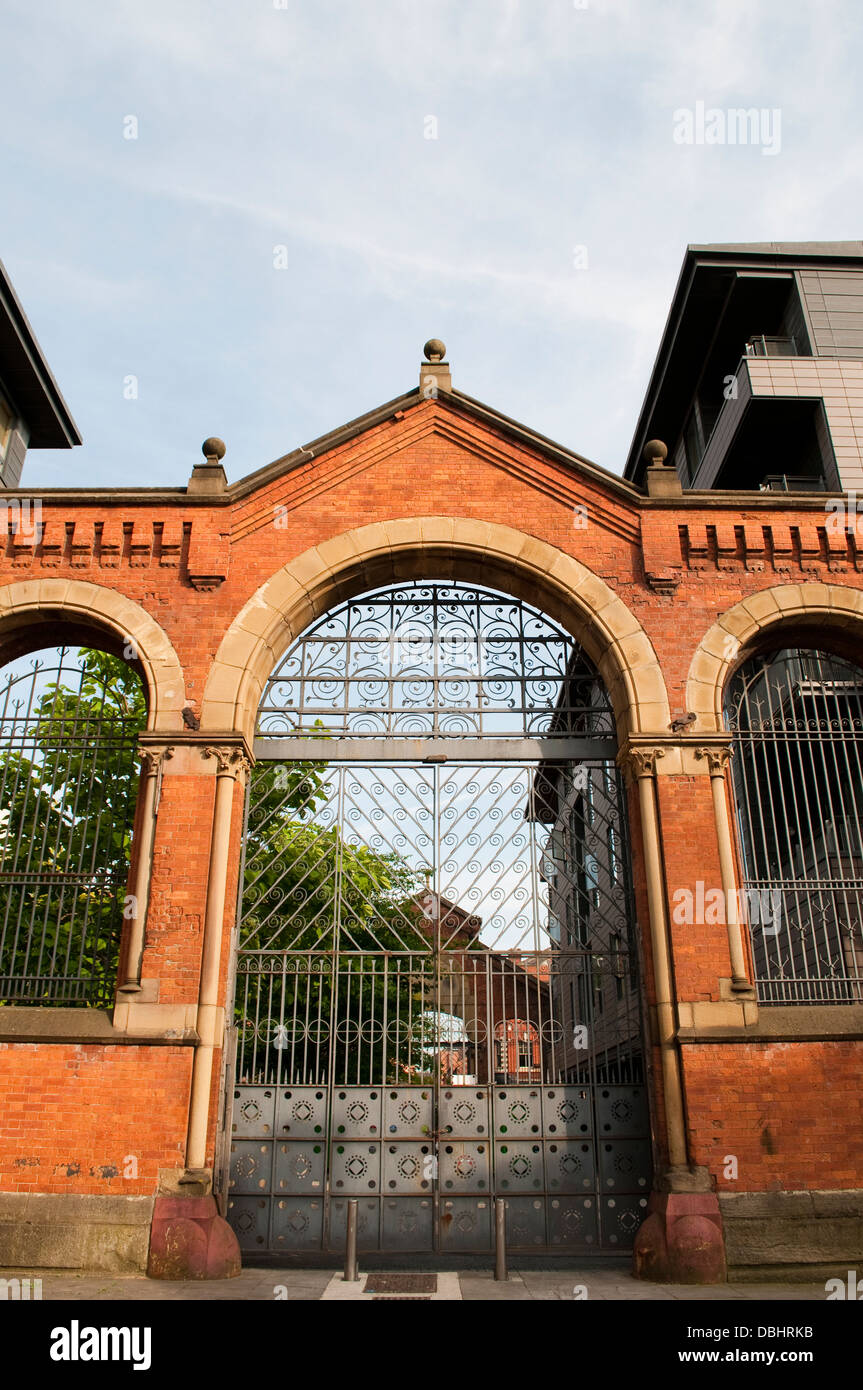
[633,1177,727,1284]
[147,1195,241,1280]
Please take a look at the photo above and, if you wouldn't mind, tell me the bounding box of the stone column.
[621,741,727,1283]
[622,745,688,1170]
[148,739,249,1281]
[694,743,752,992]
[117,745,173,994]
[185,744,251,1172]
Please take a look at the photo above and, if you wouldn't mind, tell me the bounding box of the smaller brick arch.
[201,517,671,741]
[0,578,186,732]
[686,582,863,732]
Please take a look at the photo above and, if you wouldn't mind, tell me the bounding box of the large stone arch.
[0,577,186,732]
[686,581,863,732]
[201,516,670,741]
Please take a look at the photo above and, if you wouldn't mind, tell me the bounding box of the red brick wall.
[682,1041,863,1191]
[0,1043,192,1195]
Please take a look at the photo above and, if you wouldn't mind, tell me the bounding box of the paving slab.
[0,1267,831,1301]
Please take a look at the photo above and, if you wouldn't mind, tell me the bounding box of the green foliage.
[237,754,432,1082]
[0,648,146,1004]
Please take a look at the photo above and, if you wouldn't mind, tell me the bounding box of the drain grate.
[364,1273,438,1295]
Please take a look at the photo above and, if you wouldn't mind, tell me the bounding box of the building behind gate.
[1,245,863,1282]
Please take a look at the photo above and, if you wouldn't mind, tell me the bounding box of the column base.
[147,1195,241,1280]
[633,1178,727,1284]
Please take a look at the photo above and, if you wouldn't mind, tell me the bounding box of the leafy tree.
[236,757,431,1083]
[0,648,146,1005]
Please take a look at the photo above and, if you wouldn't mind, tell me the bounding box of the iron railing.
[0,647,145,1005]
[726,648,863,1004]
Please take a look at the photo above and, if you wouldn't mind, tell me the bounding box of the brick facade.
[1,387,862,1275]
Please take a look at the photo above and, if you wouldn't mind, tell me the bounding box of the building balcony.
[690,353,844,491]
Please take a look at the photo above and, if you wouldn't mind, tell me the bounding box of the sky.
[4,0,863,490]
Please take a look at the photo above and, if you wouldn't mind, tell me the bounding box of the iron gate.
[225,584,652,1257]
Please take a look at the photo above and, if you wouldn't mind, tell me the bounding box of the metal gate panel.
[601,1195,650,1248]
[598,1139,653,1193]
[229,1141,272,1195]
[382,1142,434,1194]
[492,1086,543,1137]
[495,1141,544,1192]
[276,1087,327,1139]
[543,1087,592,1137]
[330,1141,381,1194]
[332,1088,383,1138]
[440,1198,492,1251]
[504,1196,547,1248]
[548,1196,598,1247]
[229,1195,270,1252]
[382,1197,434,1250]
[596,1085,650,1138]
[232,1087,276,1139]
[439,1141,491,1193]
[383,1088,433,1137]
[272,1197,324,1251]
[273,1141,326,1194]
[439,1088,490,1137]
[545,1139,596,1192]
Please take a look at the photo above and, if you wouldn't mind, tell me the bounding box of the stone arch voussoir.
[686,582,863,732]
[0,577,186,732]
[202,517,670,743]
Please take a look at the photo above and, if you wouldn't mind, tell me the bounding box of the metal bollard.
[494,1197,507,1281]
[344,1198,359,1282]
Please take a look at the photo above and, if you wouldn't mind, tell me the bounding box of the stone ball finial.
[643,438,668,467]
[201,437,226,461]
[423,338,446,363]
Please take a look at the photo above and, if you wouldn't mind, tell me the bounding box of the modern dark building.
[0,257,80,488]
[626,242,863,494]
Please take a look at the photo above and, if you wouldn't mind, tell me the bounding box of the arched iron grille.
[725,648,863,1004]
[227,581,651,1257]
[257,582,613,741]
[0,647,146,1006]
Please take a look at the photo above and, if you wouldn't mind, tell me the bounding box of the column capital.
[617,743,666,781]
[137,743,175,777]
[694,744,733,776]
[202,744,252,779]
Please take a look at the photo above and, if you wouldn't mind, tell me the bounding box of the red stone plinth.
[147,1195,241,1280]
[633,1191,727,1284]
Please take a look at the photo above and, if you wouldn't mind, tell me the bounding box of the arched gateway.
[224,580,652,1258]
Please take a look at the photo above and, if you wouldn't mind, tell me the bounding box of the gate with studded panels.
[225,583,653,1258]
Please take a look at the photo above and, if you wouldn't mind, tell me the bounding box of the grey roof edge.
[623,240,863,482]
[0,257,82,448]
[688,241,863,259]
